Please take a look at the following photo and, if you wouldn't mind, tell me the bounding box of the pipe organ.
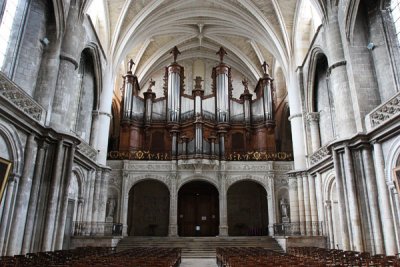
[117,47,278,160]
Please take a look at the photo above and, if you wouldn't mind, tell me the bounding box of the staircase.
[116,236,283,258]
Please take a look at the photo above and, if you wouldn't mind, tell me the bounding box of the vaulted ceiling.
[87,0,322,86]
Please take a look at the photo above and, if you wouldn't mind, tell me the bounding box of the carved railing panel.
[309,145,329,166]
[369,92,400,128]
[78,141,98,162]
[0,72,46,123]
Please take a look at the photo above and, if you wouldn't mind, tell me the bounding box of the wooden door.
[178,182,219,236]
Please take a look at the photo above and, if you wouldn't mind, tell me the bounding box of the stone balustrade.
[309,145,329,166]
[0,72,46,124]
[367,91,400,130]
[78,141,98,162]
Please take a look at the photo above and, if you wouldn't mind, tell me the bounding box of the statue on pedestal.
[280,198,289,222]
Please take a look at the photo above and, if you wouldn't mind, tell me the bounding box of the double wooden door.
[178,182,219,236]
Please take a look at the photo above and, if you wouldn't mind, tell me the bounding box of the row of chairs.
[216,247,326,267]
[0,247,113,267]
[288,247,400,267]
[0,247,181,267]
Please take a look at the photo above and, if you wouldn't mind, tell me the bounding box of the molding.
[327,60,347,75]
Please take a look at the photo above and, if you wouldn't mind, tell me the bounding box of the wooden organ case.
[115,47,281,161]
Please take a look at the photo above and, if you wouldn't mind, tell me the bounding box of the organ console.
[113,47,287,161]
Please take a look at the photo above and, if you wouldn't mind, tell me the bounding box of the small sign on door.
[201,216,207,221]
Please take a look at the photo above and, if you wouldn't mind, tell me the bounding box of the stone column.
[343,146,363,251]
[307,113,321,152]
[302,173,311,235]
[98,169,110,223]
[267,177,276,236]
[96,66,114,165]
[315,172,324,235]
[297,174,305,235]
[287,70,307,169]
[42,140,65,251]
[308,174,318,235]
[219,174,228,236]
[7,134,37,255]
[288,174,299,223]
[168,175,178,236]
[325,4,357,138]
[92,170,103,222]
[361,146,384,254]
[54,144,76,250]
[21,142,48,254]
[81,170,92,222]
[89,111,100,148]
[325,201,334,249]
[49,2,83,132]
[373,142,397,255]
[0,174,19,254]
[120,174,129,236]
[332,149,350,250]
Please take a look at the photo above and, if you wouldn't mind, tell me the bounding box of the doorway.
[178,181,219,236]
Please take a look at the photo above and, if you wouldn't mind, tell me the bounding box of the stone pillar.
[92,170,103,222]
[307,113,321,152]
[361,146,384,254]
[343,146,363,251]
[373,142,397,255]
[89,111,100,148]
[219,174,228,236]
[50,2,83,132]
[21,142,48,254]
[81,170,92,222]
[288,174,299,223]
[302,173,311,235]
[288,69,307,169]
[168,175,178,236]
[96,66,114,164]
[0,174,19,255]
[325,5,357,138]
[98,169,110,223]
[315,172,324,235]
[297,174,305,235]
[7,134,37,255]
[308,174,318,235]
[267,177,276,236]
[332,149,350,250]
[120,175,129,236]
[325,201,334,249]
[54,144,76,250]
[42,140,65,251]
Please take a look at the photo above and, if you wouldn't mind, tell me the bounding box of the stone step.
[116,236,284,257]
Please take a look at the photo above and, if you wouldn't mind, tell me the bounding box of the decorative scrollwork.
[369,92,400,128]
[309,146,330,166]
[0,72,46,123]
[226,151,293,161]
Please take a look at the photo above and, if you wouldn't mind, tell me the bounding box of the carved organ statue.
[115,47,280,161]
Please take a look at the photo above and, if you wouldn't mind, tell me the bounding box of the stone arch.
[227,180,269,236]
[127,179,170,236]
[178,175,219,193]
[0,122,24,175]
[306,47,329,113]
[125,174,171,196]
[386,136,400,191]
[71,166,85,199]
[227,175,271,195]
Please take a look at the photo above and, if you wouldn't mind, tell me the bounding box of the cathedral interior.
[0,0,400,262]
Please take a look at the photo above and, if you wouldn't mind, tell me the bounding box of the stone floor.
[180,258,218,267]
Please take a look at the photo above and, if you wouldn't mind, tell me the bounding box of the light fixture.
[40,37,50,46]
[367,42,375,50]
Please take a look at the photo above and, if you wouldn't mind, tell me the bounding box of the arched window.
[394,156,400,194]
[0,0,28,77]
